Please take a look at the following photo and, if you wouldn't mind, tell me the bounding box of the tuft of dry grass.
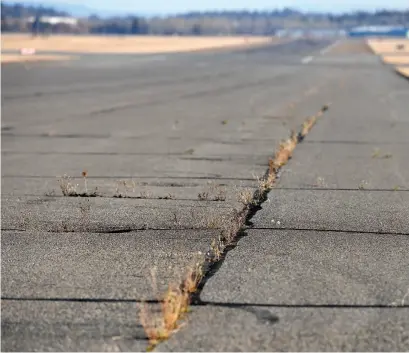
[272,132,298,169]
[58,174,79,196]
[139,258,203,350]
[198,182,226,201]
[58,173,99,197]
[237,188,254,206]
[115,179,136,197]
[300,116,317,138]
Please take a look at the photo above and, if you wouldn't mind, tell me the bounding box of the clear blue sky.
[9,0,409,15]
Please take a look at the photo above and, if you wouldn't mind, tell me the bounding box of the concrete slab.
[1,196,239,232]
[277,143,409,190]
[251,189,409,234]
[2,300,147,352]
[2,229,216,300]
[1,176,256,198]
[157,305,409,352]
[200,230,409,305]
[1,153,270,179]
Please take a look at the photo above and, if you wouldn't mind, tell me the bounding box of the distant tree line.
[1,2,408,35]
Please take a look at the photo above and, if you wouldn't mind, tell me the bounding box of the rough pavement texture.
[2,39,343,351]
[158,41,409,351]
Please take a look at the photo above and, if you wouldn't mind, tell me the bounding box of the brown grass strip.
[1,54,75,63]
[396,66,409,78]
[381,55,409,65]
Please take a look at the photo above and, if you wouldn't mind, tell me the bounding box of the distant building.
[28,16,79,26]
[349,26,409,37]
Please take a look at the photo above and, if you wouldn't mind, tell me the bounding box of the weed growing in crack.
[358,180,369,190]
[159,193,175,200]
[372,148,393,159]
[198,182,227,201]
[184,148,195,155]
[115,179,136,198]
[172,211,182,228]
[237,188,254,206]
[58,173,100,197]
[58,174,79,196]
[139,257,204,350]
[44,189,56,197]
[140,189,153,199]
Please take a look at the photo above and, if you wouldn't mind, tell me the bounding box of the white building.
[28,16,79,26]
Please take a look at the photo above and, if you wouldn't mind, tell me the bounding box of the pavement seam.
[245,227,409,236]
[193,301,409,309]
[137,104,330,351]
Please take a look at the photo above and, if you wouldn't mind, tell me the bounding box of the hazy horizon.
[5,0,409,16]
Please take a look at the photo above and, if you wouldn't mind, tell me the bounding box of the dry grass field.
[367,39,409,78]
[367,38,409,54]
[396,66,409,78]
[1,53,75,63]
[381,55,409,64]
[1,34,274,54]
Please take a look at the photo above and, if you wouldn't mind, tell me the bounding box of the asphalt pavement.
[3,38,407,351]
[158,40,409,352]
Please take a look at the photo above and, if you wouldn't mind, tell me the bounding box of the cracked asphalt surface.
[3,38,408,351]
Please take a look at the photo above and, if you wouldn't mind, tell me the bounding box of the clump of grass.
[58,174,79,196]
[184,148,195,155]
[44,189,56,197]
[140,189,153,199]
[58,172,100,197]
[159,193,175,200]
[358,180,368,189]
[198,182,226,201]
[114,179,136,197]
[237,188,254,206]
[139,259,203,350]
[372,148,381,158]
[300,116,317,138]
[372,148,393,159]
[272,132,298,169]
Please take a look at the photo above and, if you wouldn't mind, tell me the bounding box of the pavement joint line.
[1,175,257,181]
[1,297,157,303]
[0,194,233,201]
[304,140,409,145]
[246,227,409,236]
[274,187,409,192]
[139,104,330,350]
[194,301,409,309]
